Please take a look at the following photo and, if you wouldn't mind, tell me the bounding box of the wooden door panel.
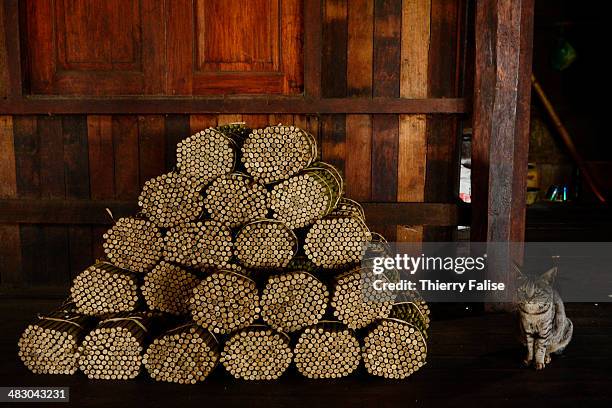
[195,0,279,72]
[24,0,303,95]
[25,0,163,95]
[56,0,140,70]
[190,0,303,94]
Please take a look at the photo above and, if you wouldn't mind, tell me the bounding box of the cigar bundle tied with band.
[18,123,429,382]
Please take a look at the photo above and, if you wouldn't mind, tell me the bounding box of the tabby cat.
[516,265,573,370]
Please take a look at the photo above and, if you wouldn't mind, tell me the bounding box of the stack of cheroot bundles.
[18,123,430,382]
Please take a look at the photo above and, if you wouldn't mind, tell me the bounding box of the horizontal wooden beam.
[0,97,468,115]
[0,286,69,298]
[363,202,469,226]
[0,199,469,226]
[0,199,137,225]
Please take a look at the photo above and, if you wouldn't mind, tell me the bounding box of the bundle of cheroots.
[19,122,429,382]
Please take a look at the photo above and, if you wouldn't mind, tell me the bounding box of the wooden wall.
[316,0,466,243]
[0,0,468,294]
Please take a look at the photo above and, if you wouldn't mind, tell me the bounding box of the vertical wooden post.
[471,0,534,310]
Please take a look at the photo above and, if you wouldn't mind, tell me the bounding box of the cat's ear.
[539,267,557,285]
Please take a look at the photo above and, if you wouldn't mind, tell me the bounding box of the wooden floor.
[1,299,611,408]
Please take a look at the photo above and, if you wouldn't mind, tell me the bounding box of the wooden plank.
[87,116,114,200]
[189,115,217,135]
[0,199,137,225]
[40,224,69,286]
[371,114,399,240]
[428,0,462,98]
[423,0,463,244]
[322,0,347,97]
[401,0,431,98]
[142,0,166,94]
[320,115,346,176]
[0,115,15,287]
[425,118,457,202]
[344,115,371,201]
[138,115,166,187]
[87,115,114,260]
[396,224,424,243]
[372,0,401,241]
[24,0,55,95]
[371,115,399,202]
[165,0,193,94]
[398,0,431,242]
[307,115,321,160]
[398,114,426,252]
[293,115,308,132]
[40,117,71,286]
[0,286,69,298]
[303,0,323,97]
[18,224,44,286]
[217,115,243,125]
[38,115,69,286]
[431,0,463,193]
[0,116,21,287]
[3,0,21,97]
[472,0,535,309]
[373,0,401,98]
[41,115,89,283]
[345,0,373,203]
[66,229,93,278]
[13,116,40,197]
[191,73,288,95]
[0,116,17,198]
[112,116,139,199]
[63,117,90,199]
[398,115,427,202]
[0,199,468,227]
[164,115,190,171]
[347,0,373,97]
[425,0,461,203]
[0,3,9,99]
[62,116,92,277]
[241,115,270,129]
[269,114,294,126]
[38,117,65,199]
[13,116,43,286]
[280,0,304,94]
[186,202,456,227]
[461,0,474,110]
[0,97,468,115]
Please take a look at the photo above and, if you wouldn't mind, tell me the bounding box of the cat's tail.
[552,318,573,355]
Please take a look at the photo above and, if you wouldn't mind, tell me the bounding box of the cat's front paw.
[535,362,545,370]
[522,358,532,367]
